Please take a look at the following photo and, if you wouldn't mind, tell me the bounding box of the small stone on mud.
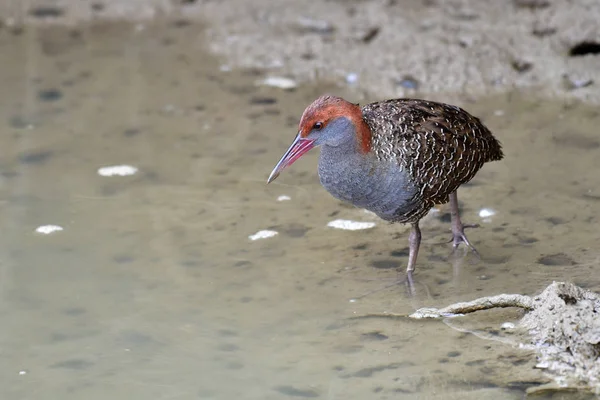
[282,224,309,238]
[360,331,389,341]
[546,216,566,225]
[390,248,409,258]
[513,0,550,9]
[19,150,53,165]
[91,3,105,12]
[395,76,419,90]
[511,59,533,73]
[371,259,400,269]
[249,96,277,105]
[537,253,576,266]
[273,385,319,398]
[552,132,600,149]
[123,128,140,137]
[29,6,64,18]
[9,115,35,129]
[532,26,556,37]
[37,89,63,102]
[361,27,380,43]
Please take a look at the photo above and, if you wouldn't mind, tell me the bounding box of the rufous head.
[267,95,371,183]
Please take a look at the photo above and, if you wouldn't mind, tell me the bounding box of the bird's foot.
[450,223,480,258]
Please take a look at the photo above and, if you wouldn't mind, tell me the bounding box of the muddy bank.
[361,282,600,394]
[3,0,599,104]
[522,282,600,395]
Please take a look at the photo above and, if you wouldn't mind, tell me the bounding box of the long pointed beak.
[267,133,315,184]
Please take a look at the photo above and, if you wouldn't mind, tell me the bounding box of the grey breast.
[317,143,421,222]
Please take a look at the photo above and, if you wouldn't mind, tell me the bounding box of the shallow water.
[0,20,599,400]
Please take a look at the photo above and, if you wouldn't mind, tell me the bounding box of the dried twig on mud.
[353,293,534,320]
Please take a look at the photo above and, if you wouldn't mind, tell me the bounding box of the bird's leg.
[406,221,421,275]
[353,223,421,299]
[449,191,479,255]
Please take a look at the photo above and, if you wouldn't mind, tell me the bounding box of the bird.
[267,95,503,277]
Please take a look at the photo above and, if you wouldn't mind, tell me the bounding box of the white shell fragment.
[35,225,64,234]
[501,322,516,330]
[327,219,376,231]
[248,230,278,241]
[346,73,359,84]
[97,165,138,177]
[277,195,291,201]
[258,77,297,90]
[296,16,334,33]
[479,208,496,218]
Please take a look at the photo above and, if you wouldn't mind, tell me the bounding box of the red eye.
[313,122,323,130]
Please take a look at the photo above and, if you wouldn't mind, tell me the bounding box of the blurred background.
[0,1,599,399]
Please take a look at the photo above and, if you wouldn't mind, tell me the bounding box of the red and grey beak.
[267,133,316,184]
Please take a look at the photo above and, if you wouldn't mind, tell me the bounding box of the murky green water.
[0,20,599,400]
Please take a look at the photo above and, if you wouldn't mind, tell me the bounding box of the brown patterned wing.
[363,99,503,205]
